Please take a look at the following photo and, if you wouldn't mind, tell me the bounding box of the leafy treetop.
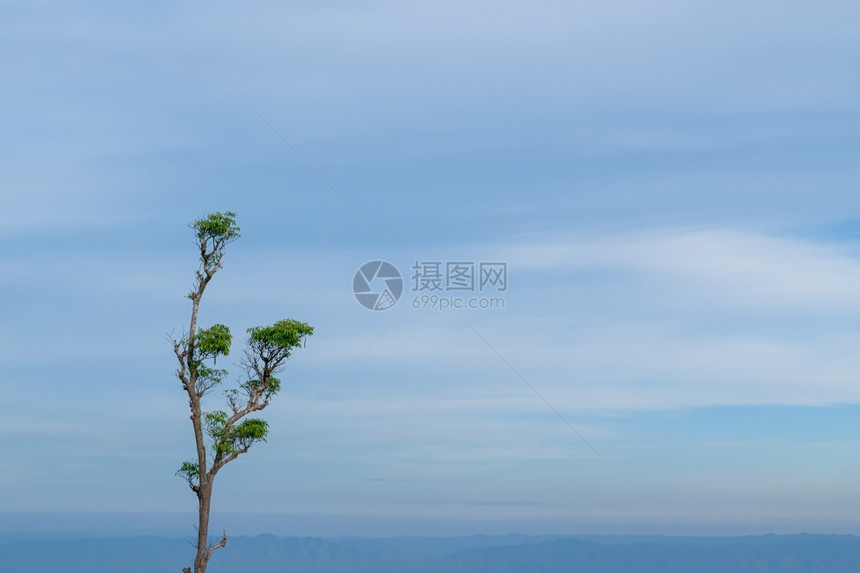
[192,211,240,243]
[190,212,240,277]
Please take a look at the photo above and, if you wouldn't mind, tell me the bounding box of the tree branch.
[206,529,228,561]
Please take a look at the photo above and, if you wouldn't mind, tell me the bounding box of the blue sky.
[2,1,860,537]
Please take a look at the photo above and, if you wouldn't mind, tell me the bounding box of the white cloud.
[256,228,860,412]
[501,227,860,312]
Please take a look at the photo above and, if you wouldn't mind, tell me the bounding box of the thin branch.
[206,529,228,561]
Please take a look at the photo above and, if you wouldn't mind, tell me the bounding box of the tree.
[170,212,313,573]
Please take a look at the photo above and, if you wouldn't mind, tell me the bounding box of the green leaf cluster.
[192,211,240,272]
[204,410,269,455]
[192,211,240,243]
[237,375,282,401]
[176,461,200,487]
[233,418,268,447]
[247,319,314,362]
[195,324,232,360]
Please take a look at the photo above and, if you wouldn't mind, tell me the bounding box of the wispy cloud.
[501,227,860,312]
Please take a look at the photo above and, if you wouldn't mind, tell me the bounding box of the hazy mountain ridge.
[1,533,858,572]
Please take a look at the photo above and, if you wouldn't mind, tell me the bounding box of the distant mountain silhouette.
[1,532,859,572]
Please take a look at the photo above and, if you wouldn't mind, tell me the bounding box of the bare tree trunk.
[192,480,227,573]
[193,482,211,572]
